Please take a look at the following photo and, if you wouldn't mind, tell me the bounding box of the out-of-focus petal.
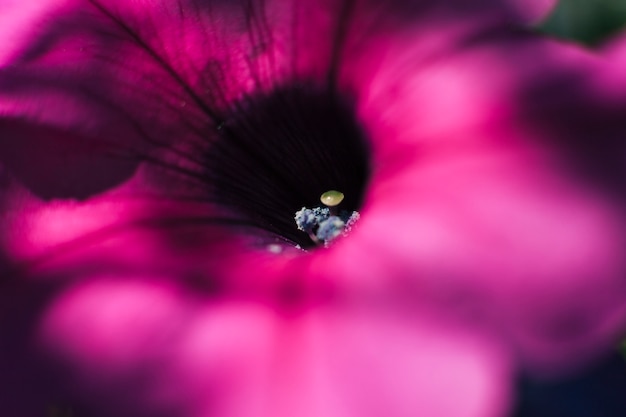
[7,277,510,417]
[0,0,63,63]
[317,27,626,375]
[506,0,557,23]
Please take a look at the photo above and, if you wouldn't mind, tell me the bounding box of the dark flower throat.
[204,85,370,249]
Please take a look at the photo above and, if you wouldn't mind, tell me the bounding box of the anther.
[294,191,360,248]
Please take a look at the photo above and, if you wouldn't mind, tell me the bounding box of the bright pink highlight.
[38,278,511,417]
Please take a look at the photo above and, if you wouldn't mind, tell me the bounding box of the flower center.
[204,84,370,249]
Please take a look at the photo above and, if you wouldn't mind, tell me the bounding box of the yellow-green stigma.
[320,190,345,207]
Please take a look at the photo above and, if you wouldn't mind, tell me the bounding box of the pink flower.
[1,0,625,416]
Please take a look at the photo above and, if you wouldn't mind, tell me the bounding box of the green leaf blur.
[540,0,626,46]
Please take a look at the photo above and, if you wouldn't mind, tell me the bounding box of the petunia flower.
[1,0,626,416]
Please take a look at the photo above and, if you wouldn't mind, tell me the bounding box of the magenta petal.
[2,1,626,415]
[0,0,555,202]
[321,31,626,374]
[25,277,511,417]
[0,0,506,200]
[0,120,138,199]
[0,0,213,198]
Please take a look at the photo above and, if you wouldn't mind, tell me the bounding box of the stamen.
[294,190,360,248]
[295,207,330,232]
[316,216,345,242]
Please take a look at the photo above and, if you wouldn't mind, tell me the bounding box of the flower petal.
[506,0,557,23]
[0,277,512,417]
[0,0,556,201]
[323,27,626,374]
